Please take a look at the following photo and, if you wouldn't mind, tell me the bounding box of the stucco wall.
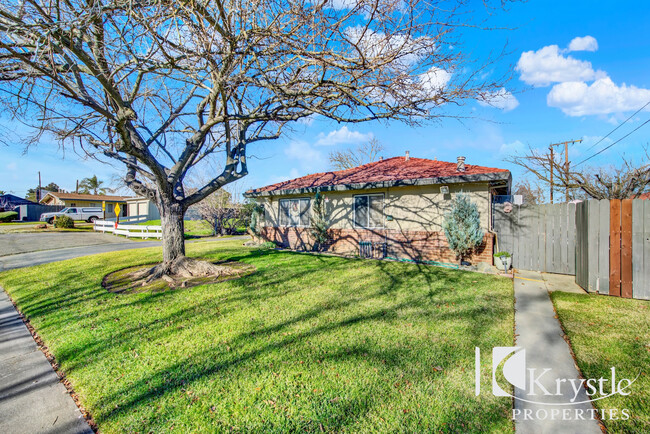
[258,182,491,231]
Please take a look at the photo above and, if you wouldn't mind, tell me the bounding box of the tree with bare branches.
[329,137,384,170]
[507,147,650,200]
[0,0,509,278]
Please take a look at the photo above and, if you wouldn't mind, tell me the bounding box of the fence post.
[621,199,633,298]
[609,200,622,297]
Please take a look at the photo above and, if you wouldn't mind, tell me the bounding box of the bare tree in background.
[194,183,248,236]
[512,179,545,204]
[507,147,650,200]
[329,138,385,170]
[0,0,510,278]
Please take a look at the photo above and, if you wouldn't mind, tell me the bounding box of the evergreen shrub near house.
[309,191,330,251]
[0,211,18,222]
[54,215,75,228]
[248,202,264,237]
[443,193,484,263]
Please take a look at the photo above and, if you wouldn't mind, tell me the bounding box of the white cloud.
[284,140,322,162]
[568,36,598,52]
[499,140,526,156]
[323,0,359,9]
[547,76,650,116]
[283,140,328,175]
[516,45,601,86]
[315,126,373,146]
[420,67,451,93]
[297,114,317,126]
[6,162,17,171]
[344,25,432,67]
[478,88,519,112]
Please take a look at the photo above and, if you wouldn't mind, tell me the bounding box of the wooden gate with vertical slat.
[495,199,649,300]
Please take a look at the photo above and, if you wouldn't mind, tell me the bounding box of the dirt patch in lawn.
[102,260,255,294]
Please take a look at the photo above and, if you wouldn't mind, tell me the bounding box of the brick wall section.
[259,226,494,265]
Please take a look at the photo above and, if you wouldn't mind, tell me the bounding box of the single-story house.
[126,196,161,221]
[244,154,511,265]
[39,192,130,219]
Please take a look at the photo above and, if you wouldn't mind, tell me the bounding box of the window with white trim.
[279,198,310,227]
[354,194,384,228]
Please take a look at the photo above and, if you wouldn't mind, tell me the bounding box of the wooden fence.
[493,202,576,275]
[576,199,650,300]
[494,199,650,300]
[94,219,162,239]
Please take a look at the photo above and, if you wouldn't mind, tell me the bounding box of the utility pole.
[37,171,41,202]
[549,139,583,203]
[548,145,554,204]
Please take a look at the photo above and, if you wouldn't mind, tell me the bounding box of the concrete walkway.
[0,290,92,433]
[514,270,601,434]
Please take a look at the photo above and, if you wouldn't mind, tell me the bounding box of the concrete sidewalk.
[513,270,601,434]
[0,290,92,433]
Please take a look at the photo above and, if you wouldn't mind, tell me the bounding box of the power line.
[582,100,650,154]
[575,117,650,167]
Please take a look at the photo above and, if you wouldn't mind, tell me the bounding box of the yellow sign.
[102,201,105,211]
[114,203,121,216]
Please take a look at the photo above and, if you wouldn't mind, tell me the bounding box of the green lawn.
[0,241,514,432]
[138,219,216,237]
[551,292,650,433]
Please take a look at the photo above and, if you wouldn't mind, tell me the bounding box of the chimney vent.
[405,151,410,161]
[456,156,466,172]
[379,156,383,161]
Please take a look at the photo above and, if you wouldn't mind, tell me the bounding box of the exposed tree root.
[138,257,233,283]
[104,257,255,294]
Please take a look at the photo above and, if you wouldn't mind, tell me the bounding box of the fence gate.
[575,199,650,299]
[493,202,577,275]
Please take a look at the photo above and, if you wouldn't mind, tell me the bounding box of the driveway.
[0,232,143,257]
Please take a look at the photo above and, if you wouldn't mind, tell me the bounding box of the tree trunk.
[160,200,186,269]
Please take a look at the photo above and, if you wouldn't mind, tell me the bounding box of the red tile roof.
[247,157,509,195]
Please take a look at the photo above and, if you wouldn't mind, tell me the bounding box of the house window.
[279,198,310,227]
[354,194,384,228]
[70,203,76,206]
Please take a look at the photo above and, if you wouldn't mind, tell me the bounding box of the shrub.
[494,251,511,258]
[259,241,276,250]
[309,191,330,251]
[54,215,75,228]
[442,193,484,263]
[0,211,18,222]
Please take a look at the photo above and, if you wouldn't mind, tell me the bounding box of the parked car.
[40,207,103,224]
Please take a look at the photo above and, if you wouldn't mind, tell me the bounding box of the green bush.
[493,251,511,258]
[259,241,276,250]
[54,215,75,228]
[0,211,18,222]
[442,193,484,262]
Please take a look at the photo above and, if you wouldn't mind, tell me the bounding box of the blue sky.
[2,0,649,199]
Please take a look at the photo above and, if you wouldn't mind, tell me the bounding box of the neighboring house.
[39,192,130,219]
[244,154,511,265]
[125,197,161,221]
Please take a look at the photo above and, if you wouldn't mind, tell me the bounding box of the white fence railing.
[94,219,162,239]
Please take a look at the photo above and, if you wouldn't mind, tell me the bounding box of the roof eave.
[244,171,511,198]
